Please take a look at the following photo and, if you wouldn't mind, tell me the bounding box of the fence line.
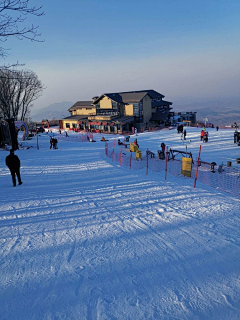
[105,141,240,197]
[57,133,93,142]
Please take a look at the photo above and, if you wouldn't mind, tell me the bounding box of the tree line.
[0,0,44,121]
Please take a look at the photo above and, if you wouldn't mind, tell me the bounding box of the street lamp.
[203,118,208,127]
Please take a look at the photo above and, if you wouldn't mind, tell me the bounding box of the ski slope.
[0,127,240,320]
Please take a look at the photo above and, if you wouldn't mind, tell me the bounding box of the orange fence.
[105,141,240,197]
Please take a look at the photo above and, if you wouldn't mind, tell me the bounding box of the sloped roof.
[93,90,165,105]
[68,101,93,111]
[152,100,173,108]
[119,89,165,100]
[111,116,135,124]
[63,115,88,121]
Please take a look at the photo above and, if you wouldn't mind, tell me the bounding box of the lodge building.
[60,89,173,134]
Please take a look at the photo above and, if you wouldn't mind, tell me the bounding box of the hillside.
[0,128,240,319]
[30,96,240,126]
[173,96,240,126]
[31,101,73,121]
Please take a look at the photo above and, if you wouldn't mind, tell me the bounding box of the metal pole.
[194,145,202,188]
[165,147,168,180]
[112,139,115,162]
[146,148,148,175]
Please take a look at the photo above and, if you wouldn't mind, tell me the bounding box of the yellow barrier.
[136,150,142,160]
[130,143,138,152]
[181,157,192,177]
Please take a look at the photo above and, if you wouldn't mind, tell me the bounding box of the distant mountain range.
[172,96,240,126]
[31,101,73,122]
[31,97,240,126]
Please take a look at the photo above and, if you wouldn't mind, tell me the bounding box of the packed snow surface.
[0,127,240,320]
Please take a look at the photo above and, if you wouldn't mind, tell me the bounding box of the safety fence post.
[146,148,148,175]
[165,147,168,180]
[105,142,108,155]
[194,144,202,188]
[112,139,116,162]
[120,147,122,166]
[130,151,132,169]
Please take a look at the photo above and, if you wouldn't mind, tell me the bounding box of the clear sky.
[3,0,240,111]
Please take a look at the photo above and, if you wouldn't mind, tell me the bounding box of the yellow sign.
[181,157,192,177]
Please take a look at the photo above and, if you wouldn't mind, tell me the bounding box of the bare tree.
[0,68,45,120]
[0,0,44,57]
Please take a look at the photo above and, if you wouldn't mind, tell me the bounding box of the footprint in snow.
[126,295,139,307]
[75,266,85,275]
[103,294,115,304]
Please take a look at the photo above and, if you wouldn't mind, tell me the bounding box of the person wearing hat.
[5,149,22,187]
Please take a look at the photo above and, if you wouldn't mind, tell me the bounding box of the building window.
[112,101,118,111]
[66,123,70,128]
[72,123,77,128]
[133,103,139,117]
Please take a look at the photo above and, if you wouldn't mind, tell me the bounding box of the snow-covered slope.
[0,127,239,320]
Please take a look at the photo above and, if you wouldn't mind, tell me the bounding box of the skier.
[183,130,187,140]
[134,139,139,148]
[50,137,53,149]
[203,131,209,142]
[161,142,166,152]
[52,138,58,149]
[5,149,22,187]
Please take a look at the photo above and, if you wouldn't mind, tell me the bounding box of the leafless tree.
[0,0,44,57]
[0,68,45,120]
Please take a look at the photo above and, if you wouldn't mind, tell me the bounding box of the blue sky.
[3,0,240,111]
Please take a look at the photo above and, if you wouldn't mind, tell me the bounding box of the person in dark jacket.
[161,142,166,152]
[183,129,187,140]
[5,149,22,187]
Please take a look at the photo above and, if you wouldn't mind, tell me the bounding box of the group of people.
[201,129,209,142]
[50,137,58,149]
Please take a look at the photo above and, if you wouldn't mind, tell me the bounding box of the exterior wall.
[125,104,133,116]
[100,96,112,109]
[142,95,152,123]
[77,108,96,115]
[62,120,78,130]
[72,108,96,115]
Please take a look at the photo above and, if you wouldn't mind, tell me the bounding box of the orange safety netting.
[105,142,240,197]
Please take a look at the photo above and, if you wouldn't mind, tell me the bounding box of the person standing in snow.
[50,137,53,149]
[5,149,22,187]
[183,129,187,140]
[134,138,139,148]
[161,142,166,152]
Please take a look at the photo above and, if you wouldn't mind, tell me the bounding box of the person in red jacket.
[161,142,166,152]
[5,149,22,187]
